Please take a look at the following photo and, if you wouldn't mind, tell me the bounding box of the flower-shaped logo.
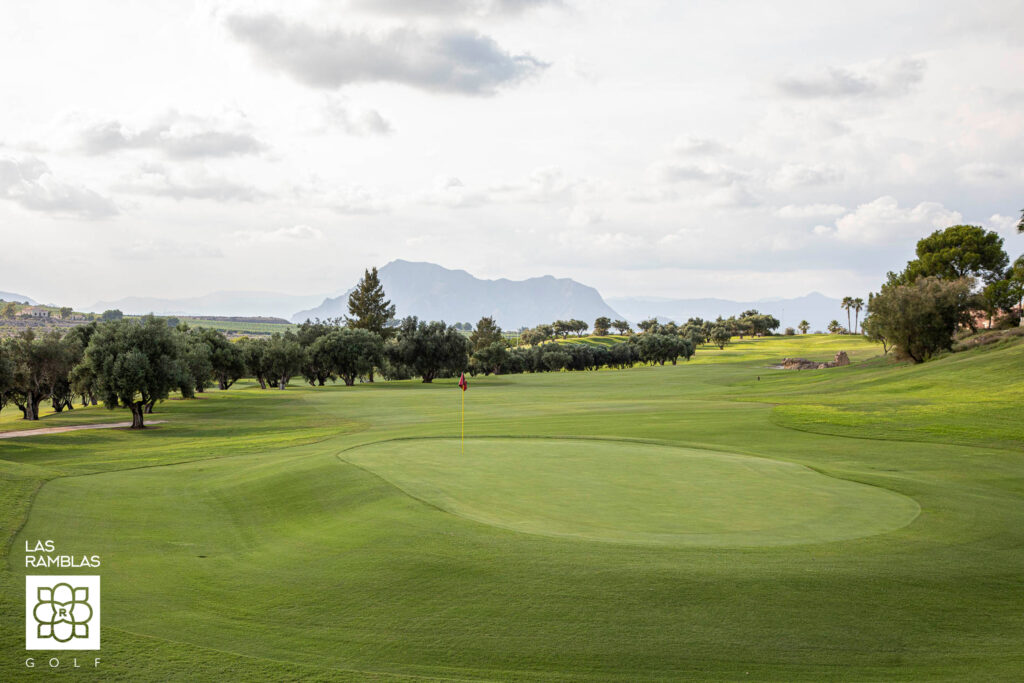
[32,583,93,642]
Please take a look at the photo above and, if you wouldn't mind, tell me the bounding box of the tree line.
[862,223,1023,362]
[0,266,791,430]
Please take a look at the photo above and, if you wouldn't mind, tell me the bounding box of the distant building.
[18,306,51,318]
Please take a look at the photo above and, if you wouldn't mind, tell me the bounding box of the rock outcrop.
[779,351,850,370]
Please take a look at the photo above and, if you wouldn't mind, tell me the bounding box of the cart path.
[0,420,166,439]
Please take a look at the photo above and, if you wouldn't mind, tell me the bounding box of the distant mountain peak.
[293,261,622,328]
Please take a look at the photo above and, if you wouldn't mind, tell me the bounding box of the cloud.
[814,196,962,245]
[772,163,843,188]
[957,162,1016,183]
[225,14,549,95]
[80,111,266,158]
[775,203,847,219]
[234,224,324,244]
[323,98,393,136]
[353,0,560,16]
[117,164,265,202]
[671,136,729,156]
[655,162,746,186]
[0,155,117,219]
[111,240,223,260]
[777,58,925,99]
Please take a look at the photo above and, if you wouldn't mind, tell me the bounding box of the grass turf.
[1,334,1022,680]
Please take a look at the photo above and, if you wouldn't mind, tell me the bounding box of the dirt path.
[0,421,166,439]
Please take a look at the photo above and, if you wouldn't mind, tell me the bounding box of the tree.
[903,225,1009,284]
[1,302,16,319]
[798,320,810,334]
[593,316,611,336]
[346,267,396,382]
[979,279,1022,328]
[568,319,588,337]
[0,339,16,416]
[200,328,246,390]
[827,320,844,334]
[841,297,853,334]
[536,324,555,342]
[470,316,503,351]
[710,326,731,350]
[310,328,384,386]
[296,319,338,386]
[78,316,186,428]
[637,318,659,333]
[263,333,304,389]
[1017,208,1023,233]
[238,337,271,390]
[852,297,865,334]
[176,329,212,398]
[8,330,78,420]
[861,312,889,354]
[611,320,632,334]
[552,320,573,339]
[471,341,509,375]
[101,309,123,321]
[59,306,73,320]
[865,277,972,363]
[387,317,470,383]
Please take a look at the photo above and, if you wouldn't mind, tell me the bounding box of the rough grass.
[1,334,1022,680]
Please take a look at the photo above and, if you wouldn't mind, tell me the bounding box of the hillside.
[293,259,624,328]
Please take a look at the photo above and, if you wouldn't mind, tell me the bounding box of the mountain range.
[293,260,622,329]
[67,261,848,333]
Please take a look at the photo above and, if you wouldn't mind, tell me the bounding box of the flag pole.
[461,386,464,454]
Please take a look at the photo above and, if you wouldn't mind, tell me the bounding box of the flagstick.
[460,385,465,454]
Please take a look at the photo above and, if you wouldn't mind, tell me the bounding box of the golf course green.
[344,437,919,546]
[2,334,1022,680]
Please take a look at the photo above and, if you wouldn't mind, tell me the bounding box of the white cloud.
[225,13,549,95]
[234,224,323,244]
[117,164,265,202]
[80,110,266,158]
[815,196,963,245]
[0,155,117,219]
[776,203,847,219]
[777,58,926,99]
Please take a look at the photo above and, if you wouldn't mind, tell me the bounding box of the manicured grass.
[1,334,1022,680]
[345,437,918,547]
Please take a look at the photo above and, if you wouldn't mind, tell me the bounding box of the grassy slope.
[1,335,1022,680]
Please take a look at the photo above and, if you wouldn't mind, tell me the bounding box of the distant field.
[2,334,1022,680]
[178,317,296,335]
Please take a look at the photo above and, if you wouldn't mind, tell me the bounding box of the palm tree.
[798,320,810,334]
[827,319,843,334]
[852,297,864,334]
[841,297,853,334]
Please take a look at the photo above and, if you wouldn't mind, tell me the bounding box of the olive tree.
[79,316,186,428]
[387,317,470,383]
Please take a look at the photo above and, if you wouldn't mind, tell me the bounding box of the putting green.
[345,437,920,547]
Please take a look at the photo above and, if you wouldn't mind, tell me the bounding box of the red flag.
[458,373,468,391]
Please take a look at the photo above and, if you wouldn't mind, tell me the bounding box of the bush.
[784,327,796,336]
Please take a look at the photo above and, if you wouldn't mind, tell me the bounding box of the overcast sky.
[1,0,1022,308]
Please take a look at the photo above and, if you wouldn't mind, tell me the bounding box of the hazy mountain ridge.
[88,291,324,319]
[0,291,37,304]
[292,260,624,329]
[606,292,848,332]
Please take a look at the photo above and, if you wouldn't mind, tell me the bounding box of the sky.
[1,0,1022,309]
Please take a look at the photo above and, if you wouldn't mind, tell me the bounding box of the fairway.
[2,334,1023,680]
[345,437,919,546]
